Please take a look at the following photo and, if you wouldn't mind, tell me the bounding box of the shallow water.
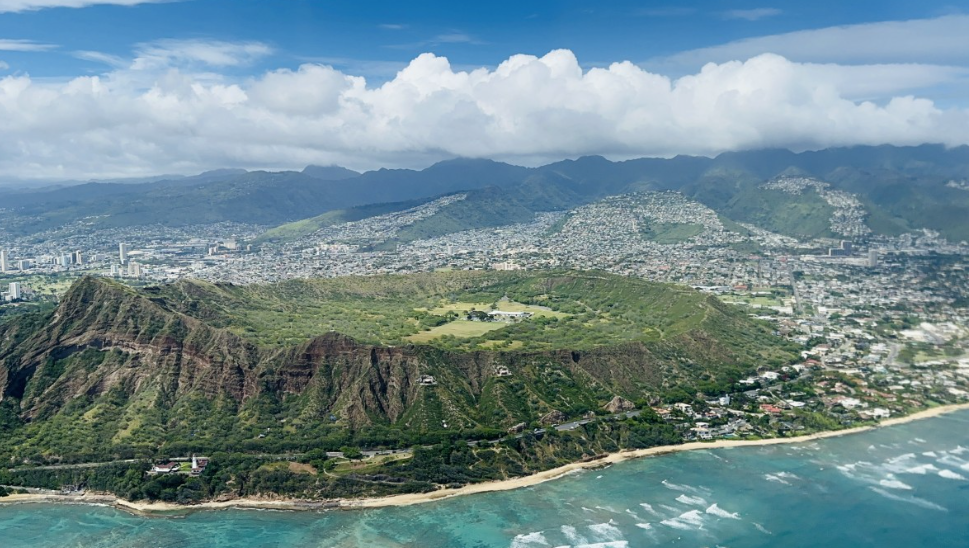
[4,410,969,547]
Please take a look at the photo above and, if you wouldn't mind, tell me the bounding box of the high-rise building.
[868,249,878,268]
[17,259,31,271]
[110,264,121,277]
[73,251,83,265]
[0,250,8,273]
[8,282,21,300]
[59,254,73,267]
[128,261,142,278]
[119,243,129,265]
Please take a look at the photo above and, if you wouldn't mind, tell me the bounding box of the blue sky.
[0,0,968,179]
[1,0,959,78]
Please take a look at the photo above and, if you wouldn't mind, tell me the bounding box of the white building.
[0,250,8,273]
[119,242,129,265]
[8,282,21,300]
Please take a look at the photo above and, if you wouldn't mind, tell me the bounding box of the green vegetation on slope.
[254,198,428,245]
[0,271,797,500]
[683,172,835,240]
[640,222,705,244]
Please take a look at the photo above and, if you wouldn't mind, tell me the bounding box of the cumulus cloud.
[1,48,968,180]
[0,0,170,12]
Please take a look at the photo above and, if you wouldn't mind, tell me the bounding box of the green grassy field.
[406,319,507,343]
[424,300,569,319]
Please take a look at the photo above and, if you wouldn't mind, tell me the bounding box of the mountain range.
[2,144,968,242]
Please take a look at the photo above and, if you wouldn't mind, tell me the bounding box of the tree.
[340,446,363,460]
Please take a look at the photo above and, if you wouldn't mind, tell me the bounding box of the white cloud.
[1,49,968,179]
[0,39,56,51]
[0,0,170,12]
[131,39,273,70]
[73,50,127,67]
[655,15,969,69]
[0,60,8,70]
[723,8,782,21]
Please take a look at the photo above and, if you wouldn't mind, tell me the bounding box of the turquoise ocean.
[3,410,969,547]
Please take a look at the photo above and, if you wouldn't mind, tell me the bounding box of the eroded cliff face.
[0,277,680,432]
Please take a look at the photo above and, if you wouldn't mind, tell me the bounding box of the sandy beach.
[4,401,969,515]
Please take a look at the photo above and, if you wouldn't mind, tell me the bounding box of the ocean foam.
[639,503,661,517]
[903,464,938,475]
[878,477,913,490]
[572,543,629,548]
[675,494,707,506]
[511,531,550,547]
[706,504,740,519]
[869,487,948,512]
[561,525,588,545]
[938,469,966,480]
[753,523,773,535]
[587,522,624,542]
[922,451,938,458]
[635,523,652,530]
[660,509,705,531]
[764,473,791,485]
[661,480,692,492]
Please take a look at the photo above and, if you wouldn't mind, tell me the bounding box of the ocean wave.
[510,531,549,547]
[753,523,773,535]
[878,478,913,490]
[706,504,740,519]
[936,455,969,471]
[660,509,705,530]
[675,494,707,506]
[938,469,966,480]
[638,503,661,517]
[573,543,629,548]
[764,474,791,485]
[635,523,652,530]
[661,480,694,493]
[561,525,588,545]
[921,451,938,458]
[869,487,948,512]
[902,464,938,475]
[587,521,624,542]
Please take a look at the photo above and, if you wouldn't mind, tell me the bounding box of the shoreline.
[4,401,969,515]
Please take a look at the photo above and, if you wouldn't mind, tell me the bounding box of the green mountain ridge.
[0,271,795,465]
[3,145,968,241]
